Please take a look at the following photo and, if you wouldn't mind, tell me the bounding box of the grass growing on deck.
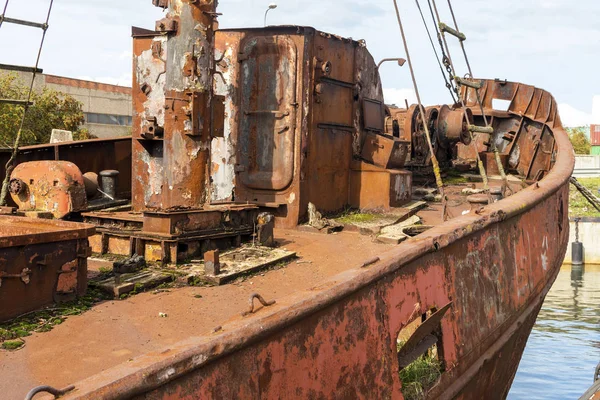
[443,169,469,185]
[398,342,442,400]
[336,210,379,225]
[0,288,110,351]
[569,177,600,217]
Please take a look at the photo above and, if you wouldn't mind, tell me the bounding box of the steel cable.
[0,0,54,205]
[415,0,457,103]
[391,0,445,195]
[445,0,511,194]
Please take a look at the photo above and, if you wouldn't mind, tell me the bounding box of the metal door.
[238,35,297,191]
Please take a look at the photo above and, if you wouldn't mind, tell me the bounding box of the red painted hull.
[55,90,573,398]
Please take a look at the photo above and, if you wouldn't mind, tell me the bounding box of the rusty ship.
[0,0,574,399]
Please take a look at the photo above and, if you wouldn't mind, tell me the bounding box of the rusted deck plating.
[55,102,572,399]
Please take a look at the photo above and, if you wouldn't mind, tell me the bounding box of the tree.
[567,126,591,155]
[0,73,86,147]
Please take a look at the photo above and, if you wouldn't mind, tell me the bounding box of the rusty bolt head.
[141,83,152,95]
[321,61,332,75]
[8,178,24,195]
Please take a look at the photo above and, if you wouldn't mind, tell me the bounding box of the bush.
[567,126,591,155]
[0,73,86,147]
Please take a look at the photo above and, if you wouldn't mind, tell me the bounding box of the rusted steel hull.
[58,89,573,398]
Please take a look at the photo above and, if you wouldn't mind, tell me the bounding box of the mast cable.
[414,0,456,104]
[425,0,460,101]
[0,0,54,205]
[444,0,512,194]
[391,0,445,195]
[427,0,490,191]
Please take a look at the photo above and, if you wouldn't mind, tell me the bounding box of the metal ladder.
[0,0,54,206]
[0,0,53,106]
[570,177,600,213]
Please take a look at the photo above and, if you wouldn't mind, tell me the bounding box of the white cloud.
[383,88,417,107]
[558,104,592,128]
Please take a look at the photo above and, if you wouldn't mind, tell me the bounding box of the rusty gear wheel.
[8,178,24,195]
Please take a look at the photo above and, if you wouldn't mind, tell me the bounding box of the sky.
[0,0,598,127]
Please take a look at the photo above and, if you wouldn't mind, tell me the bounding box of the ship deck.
[0,178,526,398]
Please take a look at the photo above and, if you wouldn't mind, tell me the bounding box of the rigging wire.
[391,0,445,197]
[423,0,491,191]
[414,0,456,104]
[425,0,460,102]
[444,0,512,194]
[0,0,55,206]
[0,0,10,29]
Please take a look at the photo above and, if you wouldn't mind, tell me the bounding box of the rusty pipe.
[376,57,406,69]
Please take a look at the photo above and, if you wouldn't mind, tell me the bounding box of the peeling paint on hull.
[58,123,573,398]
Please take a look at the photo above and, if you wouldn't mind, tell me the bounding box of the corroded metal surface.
[0,216,95,322]
[56,80,573,399]
[458,80,561,181]
[213,27,395,227]
[9,161,87,219]
[0,138,132,207]
[132,0,217,211]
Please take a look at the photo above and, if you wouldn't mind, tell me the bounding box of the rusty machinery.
[12,0,475,264]
[8,161,127,219]
[387,104,474,168]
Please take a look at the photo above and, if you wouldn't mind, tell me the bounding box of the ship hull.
[57,125,572,399]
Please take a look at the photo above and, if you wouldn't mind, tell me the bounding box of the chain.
[415,0,456,103]
[428,0,461,102]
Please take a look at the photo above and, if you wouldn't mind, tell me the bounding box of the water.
[508,264,600,399]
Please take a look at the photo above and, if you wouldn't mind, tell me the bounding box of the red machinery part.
[9,160,88,219]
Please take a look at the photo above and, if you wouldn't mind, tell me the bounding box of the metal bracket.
[142,116,164,139]
[155,17,178,33]
[469,125,494,134]
[241,293,276,317]
[0,268,32,287]
[439,22,466,41]
[454,76,483,89]
[25,385,75,400]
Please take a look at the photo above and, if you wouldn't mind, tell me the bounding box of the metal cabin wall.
[214,29,308,229]
[303,33,356,216]
[131,0,217,212]
[303,35,385,218]
[132,33,166,211]
[213,28,385,226]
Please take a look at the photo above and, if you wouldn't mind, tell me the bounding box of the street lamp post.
[264,3,277,27]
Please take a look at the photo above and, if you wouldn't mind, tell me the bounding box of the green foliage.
[567,126,591,155]
[0,288,110,350]
[1,340,24,351]
[399,350,442,400]
[569,177,600,217]
[0,73,85,147]
[336,209,379,224]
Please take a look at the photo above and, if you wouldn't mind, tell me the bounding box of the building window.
[85,113,132,126]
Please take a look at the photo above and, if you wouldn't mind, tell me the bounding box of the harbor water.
[508,264,600,399]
